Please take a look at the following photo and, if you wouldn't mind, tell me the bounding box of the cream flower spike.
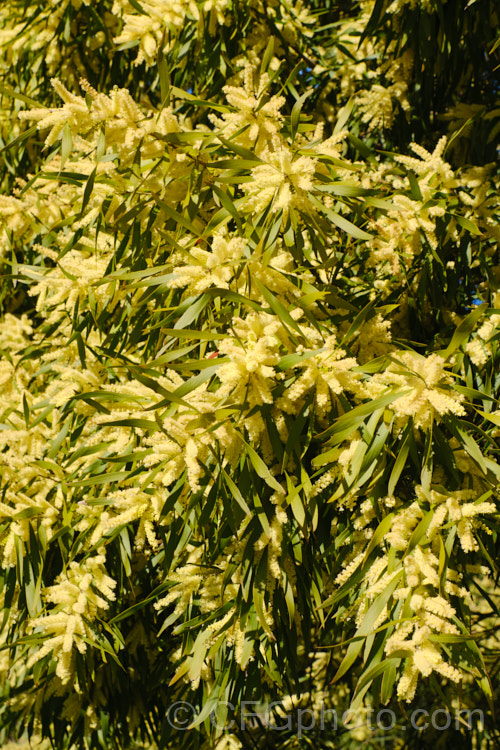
[210,64,286,152]
[395,136,459,188]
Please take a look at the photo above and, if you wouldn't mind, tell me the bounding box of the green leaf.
[209,158,262,170]
[333,572,402,682]
[13,507,43,520]
[221,469,252,518]
[408,171,423,200]
[311,195,372,239]
[286,474,305,527]
[350,658,401,711]
[60,122,73,169]
[276,348,324,370]
[442,303,487,358]
[80,167,97,216]
[242,437,284,494]
[128,0,147,13]
[334,97,355,133]
[388,425,411,495]
[254,278,302,339]
[188,629,212,683]
[315,182,376,198]
[453,421,488,474]
[407,509,434,552]
[158,48,170,105]
[477,410,500,427]
[363,514,395,564]
[217,137,264,163]
[316,390,410,448]
[454,215,482,235]
[253,551,275,641]
[290,90,311,142]
[381,658,399,704]
[101,418,160,432]
[0,125,37,155]
[260,36,275,75]
[211,185,243,232]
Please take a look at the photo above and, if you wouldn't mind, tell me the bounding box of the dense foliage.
[0,0,499,748]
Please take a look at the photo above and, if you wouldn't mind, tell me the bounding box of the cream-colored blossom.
[416,485,496,552]
[277,334,361,419]
[169,232,247,293]
[243,140,317,216]
[395,137,458,191]
[216,312,285,407]
[210,66,286,152]
[366,351,466,430]
[356,81,409,131]
[20,77,179,158]
[113,0,202,65]
[27,554,116,684]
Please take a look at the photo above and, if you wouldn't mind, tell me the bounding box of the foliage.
[0,0,499,748]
